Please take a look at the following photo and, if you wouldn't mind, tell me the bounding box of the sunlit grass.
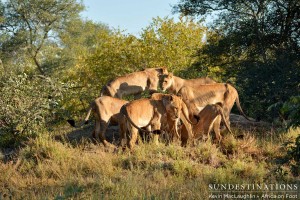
[0,126,299,199]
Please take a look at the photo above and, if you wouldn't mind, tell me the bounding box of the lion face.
[161,74,173,91]
[164,95,183,120]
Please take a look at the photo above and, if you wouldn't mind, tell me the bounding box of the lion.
[120,94,194,149]
[180,103,232,143]
[67,96,128,147]
[160,73,216,94]
[100,67,168,99]
[161,73,252,127]
[177,84,252,128]
[150,93,194,145]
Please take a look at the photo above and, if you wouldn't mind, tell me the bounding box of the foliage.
[139,17,206,74]
[0,0,84,75]
[174,0,300,121]
[280,128,300,177]
[0,72,65,147]
[83,16,206,86]
[235,59,299,120]
[175,0,299,54]
[286,135,300,176]
[281,96,300,128]
[58,19,111,77]
[280,97,300,176]
[61,17,207,114]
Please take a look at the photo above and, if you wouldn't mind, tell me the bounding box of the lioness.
[151,93,194,145]
[161,73,216,94]
[176,84,252,128]
[161,73,251,127]
[120,94,193,149]
[67,96,128,147]
[181,103,232,143]
[100,67,168,99]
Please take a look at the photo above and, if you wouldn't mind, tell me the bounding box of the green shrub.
[281,96,300,129]
[0,73,66,147]
[283,130,300,176]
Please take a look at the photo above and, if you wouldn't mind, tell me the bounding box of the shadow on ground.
[59,114,273,146]
[59,124,122,146]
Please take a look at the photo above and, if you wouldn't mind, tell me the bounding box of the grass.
[0,125,299,199]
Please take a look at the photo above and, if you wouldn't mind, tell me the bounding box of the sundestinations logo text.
[208,183,299,199]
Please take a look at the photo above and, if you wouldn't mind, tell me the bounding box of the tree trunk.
[33,55,45,75]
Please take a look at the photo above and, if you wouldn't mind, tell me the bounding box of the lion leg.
[151,123,161,145]
[164,119,175,145]
[118,118,127,148]
[127,125,138,150]
[174,119,180,141]
[166,119,176,143]
[202,129,209,142]
[170,125,177,143]
[95,120,109,147]
[213,116,222,143]
[166,126,174,145]
[204,120,215,142]
[180,124,189,147]
[223,107,231,130]
[138,126,151,144]
[152,134,159,145]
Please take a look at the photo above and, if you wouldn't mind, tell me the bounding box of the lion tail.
[67,105,93,128]
[120,105,152,133]
[217,103,233,134]
[225,83,254,122]
[234,94,255,122]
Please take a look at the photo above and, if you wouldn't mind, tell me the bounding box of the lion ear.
[157,67,168,75]
[168,73,173,78]
[162,67,168,75]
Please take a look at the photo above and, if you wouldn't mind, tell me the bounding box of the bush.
[287,135,300,176]
[0,73,65,147]
[282,129,300,177]
[280,96,300,176]
[281,96,300,129]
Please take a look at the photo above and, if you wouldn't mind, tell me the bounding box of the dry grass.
[0,125,299,199]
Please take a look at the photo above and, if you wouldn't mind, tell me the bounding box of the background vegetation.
[0,0,299,198]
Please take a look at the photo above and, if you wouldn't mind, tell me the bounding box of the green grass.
[0,125,299,199]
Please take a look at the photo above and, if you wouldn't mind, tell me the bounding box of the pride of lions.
[69,67,252,150]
